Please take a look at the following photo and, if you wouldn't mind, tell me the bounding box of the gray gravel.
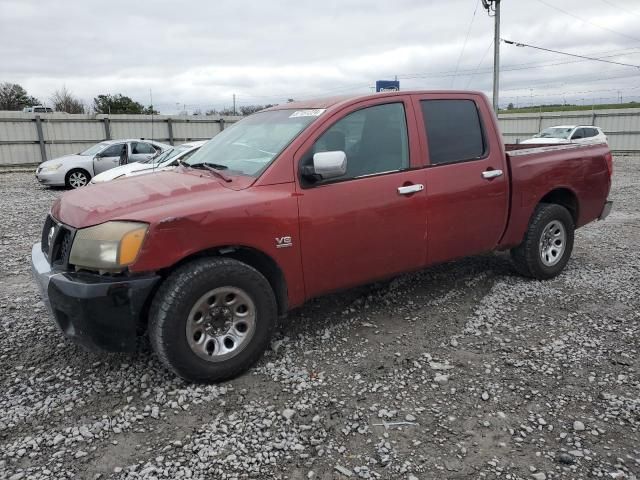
[1,157,638,480]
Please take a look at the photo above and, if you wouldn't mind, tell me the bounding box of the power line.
[500,83,640,100]
[466,40,494,88]
[451,0,481,87]
[397,45,640,80]
[597,0,640,18]
[534,0,640,43]
[188,43,640,105]
[500,71,640,92]
[502,39,640,69]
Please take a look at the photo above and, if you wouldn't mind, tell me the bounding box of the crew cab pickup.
[31,91,613,383]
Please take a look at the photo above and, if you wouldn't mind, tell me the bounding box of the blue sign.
[375,80,400,92]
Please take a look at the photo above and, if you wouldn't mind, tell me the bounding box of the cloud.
[1,0,639,112]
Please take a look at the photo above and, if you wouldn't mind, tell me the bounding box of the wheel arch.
[538,187,579,224]
[65,167,92,187]
[161,245,288,316]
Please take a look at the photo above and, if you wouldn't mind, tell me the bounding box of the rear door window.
[572,128,586,139]
[420,99,486,165]
[132,142,156,154]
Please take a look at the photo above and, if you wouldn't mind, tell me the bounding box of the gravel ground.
[0,158,638,480]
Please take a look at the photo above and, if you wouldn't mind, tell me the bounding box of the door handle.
[482,169,503,179]
[397,184,424,195]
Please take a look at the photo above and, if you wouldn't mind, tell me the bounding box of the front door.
[296,99,428,298]
[413,95,509,264]
[93,142,124,175]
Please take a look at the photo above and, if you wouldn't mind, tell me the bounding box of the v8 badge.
[275,236,292,249]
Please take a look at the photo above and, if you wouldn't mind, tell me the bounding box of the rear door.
[582,127,603,144]
[570,128,589,144]
[412,94,509,264]
[130,141,157,162]
[93,143,125,174]
[295,97,428,298]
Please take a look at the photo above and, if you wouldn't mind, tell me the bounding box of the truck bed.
[498,142,612,249]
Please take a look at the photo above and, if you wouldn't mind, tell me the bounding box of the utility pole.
[482,0,501,111]
[149,88,154,141]
[233,94,236,116]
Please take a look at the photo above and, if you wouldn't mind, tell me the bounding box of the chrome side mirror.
[304,150,347,180]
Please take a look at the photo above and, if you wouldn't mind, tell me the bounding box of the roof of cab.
[264,90,487,113]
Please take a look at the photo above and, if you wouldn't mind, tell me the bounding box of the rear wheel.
[149,257,277,383]
[65,169,90,188]
[511,203,575,280]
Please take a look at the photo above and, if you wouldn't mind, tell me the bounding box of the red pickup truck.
[31,91,613,383]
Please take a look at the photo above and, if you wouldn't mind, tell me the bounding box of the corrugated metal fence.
[1,107,639,166]
[498,107,640,153]
[0,112,241,166]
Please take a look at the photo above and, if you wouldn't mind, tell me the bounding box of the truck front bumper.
[599,200,613,220]
[31,243,160,352]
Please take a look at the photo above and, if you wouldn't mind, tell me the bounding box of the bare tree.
[51,86,85,113]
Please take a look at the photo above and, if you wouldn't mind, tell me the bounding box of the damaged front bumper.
[31,243,160,352]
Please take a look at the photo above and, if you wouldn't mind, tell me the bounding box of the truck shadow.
[277,252,516,340]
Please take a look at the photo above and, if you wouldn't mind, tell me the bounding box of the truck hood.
[52,169,253,228]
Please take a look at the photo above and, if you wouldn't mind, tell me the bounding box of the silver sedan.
[35,139,171,188]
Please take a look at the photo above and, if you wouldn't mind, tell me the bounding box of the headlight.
[41,163,63,172]
[69,221,148,271]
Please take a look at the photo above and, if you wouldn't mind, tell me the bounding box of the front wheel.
[149,257,277,383]
[510,203,575,280]
[65,169,90,189]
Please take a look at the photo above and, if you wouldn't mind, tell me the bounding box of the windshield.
[185,109,322,176]
[535,127,574,139]
[141,144,192,165]
[79,142,111,156]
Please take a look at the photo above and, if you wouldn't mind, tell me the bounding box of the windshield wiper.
[188,162,232,182]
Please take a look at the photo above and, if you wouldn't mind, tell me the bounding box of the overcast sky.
[1,0,639,113]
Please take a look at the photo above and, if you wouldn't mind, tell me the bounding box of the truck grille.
[41,215,76,268]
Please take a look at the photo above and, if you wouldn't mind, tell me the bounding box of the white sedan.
[90,140,207,184]
[520,125,608,145]
[35,139,171,188]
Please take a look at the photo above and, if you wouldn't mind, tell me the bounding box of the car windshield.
[184,109,322,176]
[79,142,111,156]
[535,127,574,139]
[140,144,192,165]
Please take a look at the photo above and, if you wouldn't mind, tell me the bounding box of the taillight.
[604,151,613,177]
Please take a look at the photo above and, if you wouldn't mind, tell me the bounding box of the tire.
[65,169,91,189]
[510,203,575,280]
[149,257,277,383]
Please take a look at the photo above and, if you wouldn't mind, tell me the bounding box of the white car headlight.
[69,221,148,272]
[41,163,63,172]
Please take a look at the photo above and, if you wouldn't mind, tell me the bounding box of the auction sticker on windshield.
[289,109,325,118]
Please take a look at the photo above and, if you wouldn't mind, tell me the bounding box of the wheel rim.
[185,286,256,362]
[69,172,87,188]
[539,220,566,267]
